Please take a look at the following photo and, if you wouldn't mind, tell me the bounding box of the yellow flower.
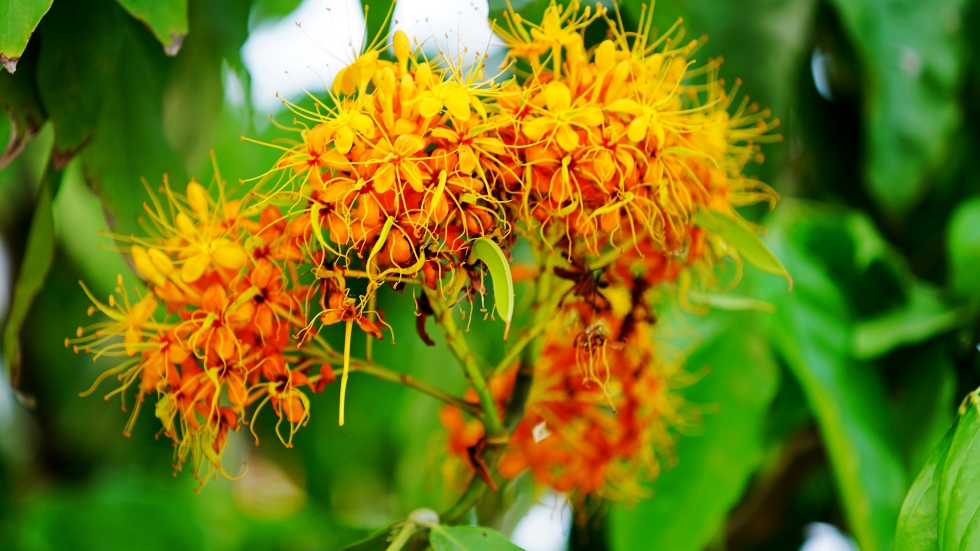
[522,81,603,151]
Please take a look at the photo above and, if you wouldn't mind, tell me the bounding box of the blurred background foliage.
[2,0,980,550]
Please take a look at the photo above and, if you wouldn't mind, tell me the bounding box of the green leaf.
[36,0,125,156]
[766,224,907,551]
[249,0,304,26]
[611,308,780,551]
[467,237,515,338]
[0,0,53,73]
[36,0,185,234]
[338,528,393,551]
[852,284,970,359]
[429,525,523,551]
[894,426,955,551]
[824,0,969,214]
[695,209,791,287]
[163,0,252,174]
[114,0,189,55]
[892,342,957,476]
[936,394,980,550]
[682,0,817,187]
[0,40,45,168]
[948,196,980,305]
[687,291,775,313]
[2,161,59,384]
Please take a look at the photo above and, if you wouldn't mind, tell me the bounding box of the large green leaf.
[36,0,126,157]
[766,217,907,551]
[895,392,980,551]
[825,0,969,214]
[115,0,189,55]
[429,525,523,551]
[892,342,957,476]
[894,427,954,551]
[0,0,53,73]
[610,308,779,551]
[947,196,980,305]
[163,0,252,175]
[1,161,59,384]
[936,395,980,550]
[36,0,185,235]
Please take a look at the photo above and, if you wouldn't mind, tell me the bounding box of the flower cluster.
[72,0,780,500]
[433,0,778,498]
[68,179,334,483]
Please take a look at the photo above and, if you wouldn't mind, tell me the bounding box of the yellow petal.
[393,30,411,64]
[419,97,443,118]
[352,113,374,134]
[131,245,159,281]
[124,326,143,357]
[401,164,425,192]
[334,126,354,154]
[186,182,209,220]
[556,125,579,152]
[212,243,248,270]
[544,81,571,111]
[595,40,616,71]
[605,98,642,115]
[522,118,554,142]
[130,294,159,322]
[415,62,434,89]
[148,248,174,275]
[393,118,418,136]
[444,96,471,121]
[458,145,477,174]
[430,127,459,142]
[628,117,648,143]
[374,164,395,193]
[175,212,196,236]
[181,252,210,283]
[575,106,604,127]
[469,95,488,119]
[475,137,505,155]
[394,133,426,156]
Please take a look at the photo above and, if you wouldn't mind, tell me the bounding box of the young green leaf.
[429,525,523,551]
[467,237,515,339]
[695,209,792,288]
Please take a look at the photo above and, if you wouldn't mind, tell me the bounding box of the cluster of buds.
[73,0,780,499]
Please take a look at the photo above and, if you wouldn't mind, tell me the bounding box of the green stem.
[297,344,480,415]
[348,359,482,416]
[529,245,559,360]
[490,278,573,379]
[423,285,506,439]
[441,470,492,524]
[383,523,418,551]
